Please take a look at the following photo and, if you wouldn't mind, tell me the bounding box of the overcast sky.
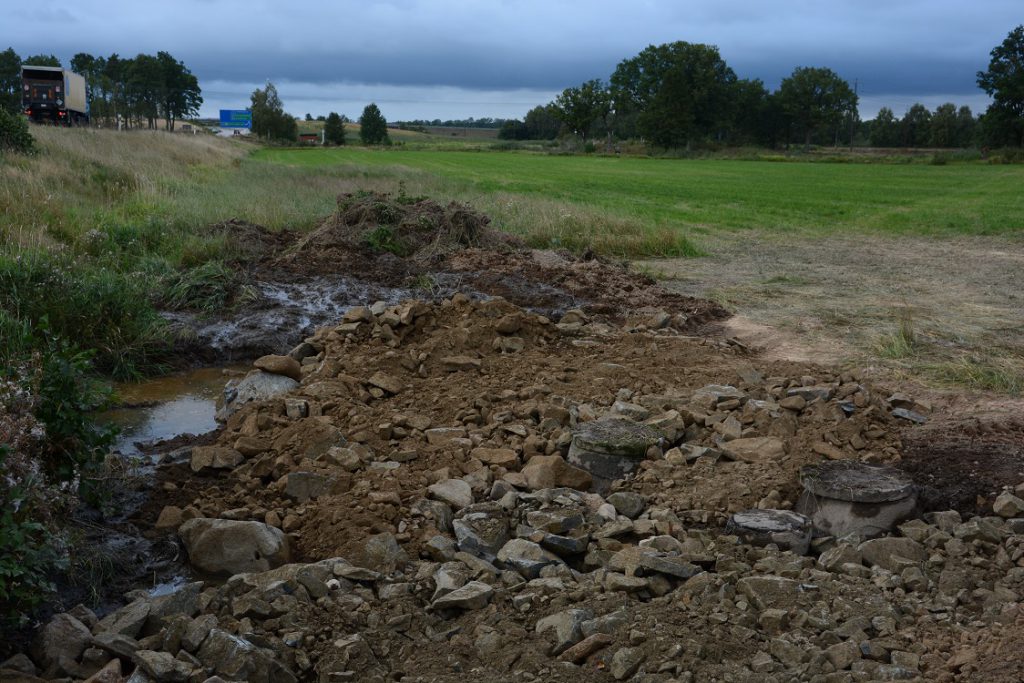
[6,1,1019,120]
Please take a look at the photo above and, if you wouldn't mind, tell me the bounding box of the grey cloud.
[5,0,1018,118]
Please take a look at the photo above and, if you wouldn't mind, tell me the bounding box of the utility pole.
[849,78,858,151]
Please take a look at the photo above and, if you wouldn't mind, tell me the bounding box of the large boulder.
[217,370,298,421]
[31,613,91,673]
[179,519,290,575]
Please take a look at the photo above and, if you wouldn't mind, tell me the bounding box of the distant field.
[255,148,1024,239]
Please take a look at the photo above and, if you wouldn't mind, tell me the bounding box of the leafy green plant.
[0,109,35,155]
[0,465,67,626]
[363,225,410,256]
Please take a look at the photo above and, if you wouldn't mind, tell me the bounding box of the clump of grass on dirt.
[927,356,1024,396]
[875,312,920,360]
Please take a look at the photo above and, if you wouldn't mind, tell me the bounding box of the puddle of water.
[102,367,241,456]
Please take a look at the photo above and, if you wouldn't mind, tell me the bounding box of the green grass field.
[255,148,1024,239]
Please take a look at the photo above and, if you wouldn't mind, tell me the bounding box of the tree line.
[501,26,1024,149]
[250,81,389,146]
[0,47,202,130]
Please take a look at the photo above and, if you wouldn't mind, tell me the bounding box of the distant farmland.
[409,126,499,139]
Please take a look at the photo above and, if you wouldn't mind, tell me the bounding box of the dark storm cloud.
[5,0,1019,118]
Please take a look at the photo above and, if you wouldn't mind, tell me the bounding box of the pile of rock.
[8,295,1023,682]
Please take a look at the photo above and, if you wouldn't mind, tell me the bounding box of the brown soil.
[900,413,1024,513]
[260,192,726,326]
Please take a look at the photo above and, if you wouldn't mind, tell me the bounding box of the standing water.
[102,367,241,456]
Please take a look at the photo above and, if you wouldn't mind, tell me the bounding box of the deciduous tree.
[777,67,857,147]
[869,107,900,147]
[553,79,610,142]
[251,81,297,142]
[900,103,931,147]
[611,42,737,148]
[0,48,21,114]
[977,25,1024,146]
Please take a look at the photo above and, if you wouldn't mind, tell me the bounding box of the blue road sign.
[220,109,252,128]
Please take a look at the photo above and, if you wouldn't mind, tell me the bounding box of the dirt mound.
[283,192,517,268]
[447,248,728,326]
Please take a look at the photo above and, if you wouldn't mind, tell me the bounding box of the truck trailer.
[21,65,89,125]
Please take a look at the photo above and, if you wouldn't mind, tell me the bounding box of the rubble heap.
[8,295,1024,683]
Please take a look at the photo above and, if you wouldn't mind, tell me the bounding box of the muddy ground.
[5,194,1024,683]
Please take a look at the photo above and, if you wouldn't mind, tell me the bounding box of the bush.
[0,332,115,626]
[0,109,34,155]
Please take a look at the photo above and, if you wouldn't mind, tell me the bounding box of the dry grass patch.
[648,232,1024,395]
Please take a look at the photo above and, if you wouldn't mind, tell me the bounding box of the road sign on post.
[219,109,252,129]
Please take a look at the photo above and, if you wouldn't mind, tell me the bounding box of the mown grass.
[256,147,1024,240]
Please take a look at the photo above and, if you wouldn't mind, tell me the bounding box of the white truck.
[21,65,89,125]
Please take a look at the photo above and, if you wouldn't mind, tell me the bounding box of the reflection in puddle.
[102,367,241,456]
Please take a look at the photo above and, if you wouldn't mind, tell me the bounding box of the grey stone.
[284,398,308,419]
[605,573,648,592]
[858,537,927,572]
[891,407,927,423]
[190,446,244,473]
[610,646,645,680]
[536,608,593,655]
[607,492,646,519]
[720,437,786,463]
[428,479,474,510]
[954,519,1003,544]
[197,629,296,683]
[497,539,563,579]
[94,599,150,638]
[525,509,585,535]
[31,613,92,672]
[429,580,494,611]
[539,531,590,557]
[90,632,141,660]
[454,509,510,562]
[798,461,917,538]
[132,650,192,683]
[217,370,299,421]
[179,518,290,576]
[994,492,1024,518]
[362,533,408,573]
[800,461,916,503]
[736,576,803,610]
[284,471,332,502]
[1,654,35,676]
[424,535,458,561]
[431,562,471,601]
[727,509,813,555]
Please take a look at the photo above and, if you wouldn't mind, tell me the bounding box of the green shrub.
[0,109,35,155]
[362,225,409,256]
[0,333,114,625]
[0,252,168,379]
